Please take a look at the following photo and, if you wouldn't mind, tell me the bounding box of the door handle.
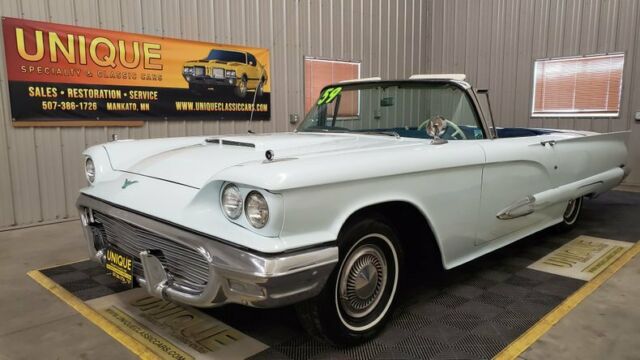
[540,140,556,146]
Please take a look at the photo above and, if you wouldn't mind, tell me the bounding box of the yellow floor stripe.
[494,241,640,360]
[27,270,161,360]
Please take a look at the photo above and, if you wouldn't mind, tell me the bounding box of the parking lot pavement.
[520,254,640,360]
[0,221,136,360]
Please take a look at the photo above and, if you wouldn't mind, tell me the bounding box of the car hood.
[107,133,422,189]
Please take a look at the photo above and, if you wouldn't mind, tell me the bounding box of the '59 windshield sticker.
[317,87,342,105]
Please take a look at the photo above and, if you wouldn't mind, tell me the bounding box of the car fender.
[277,162,484,268]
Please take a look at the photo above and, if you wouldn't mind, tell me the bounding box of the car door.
[475,136,559,245]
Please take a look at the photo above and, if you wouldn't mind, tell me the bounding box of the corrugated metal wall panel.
[34,128,66,221]
[428,0,640,185]
[0,0,18,227]
[614,0,638,133]
[627,0,640,187]
[0,0,429,229]
[513,0,535,129]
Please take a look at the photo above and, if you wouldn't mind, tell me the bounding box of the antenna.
[248,66,265,134]
[248,20,286,134]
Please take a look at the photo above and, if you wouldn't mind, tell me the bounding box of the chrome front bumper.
[77,194,338,308]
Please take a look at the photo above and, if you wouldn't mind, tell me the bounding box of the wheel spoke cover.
[338,244,388,319]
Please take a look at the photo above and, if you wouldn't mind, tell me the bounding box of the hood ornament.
[121,178,139,189]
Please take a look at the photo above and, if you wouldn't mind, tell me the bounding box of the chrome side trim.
[496,195,536,220]
[497,167,625,221]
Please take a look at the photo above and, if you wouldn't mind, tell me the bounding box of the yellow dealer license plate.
[105,247,134,287]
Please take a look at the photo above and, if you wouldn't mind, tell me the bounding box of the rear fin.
[553,130,630,144]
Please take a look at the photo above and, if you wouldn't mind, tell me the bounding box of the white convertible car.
[78,75,629,344]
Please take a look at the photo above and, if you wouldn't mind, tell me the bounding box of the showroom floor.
[0,190,639,359]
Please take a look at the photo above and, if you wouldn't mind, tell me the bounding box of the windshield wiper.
[355,130,401,139]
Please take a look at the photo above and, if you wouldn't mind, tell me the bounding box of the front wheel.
[296,218,403,345]
[235,76,248,98]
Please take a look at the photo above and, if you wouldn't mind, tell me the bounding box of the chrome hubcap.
[339,245,387,318]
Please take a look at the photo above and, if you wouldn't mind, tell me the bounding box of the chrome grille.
[194,66,205,76]
[93,212,209,294]
[213,68,224,78]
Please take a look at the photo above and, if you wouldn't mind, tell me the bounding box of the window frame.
[206,49,247,64]
[530,53,625,118]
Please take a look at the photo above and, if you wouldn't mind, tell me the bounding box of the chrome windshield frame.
[295,79,492,140]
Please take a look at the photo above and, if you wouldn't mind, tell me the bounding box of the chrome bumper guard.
[77,194,338,308]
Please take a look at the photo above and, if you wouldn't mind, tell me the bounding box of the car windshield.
[205,50,246,63]
[297,82,486,140]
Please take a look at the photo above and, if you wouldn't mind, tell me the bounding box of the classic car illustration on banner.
[183,48,268,98]
[77,75,629,344]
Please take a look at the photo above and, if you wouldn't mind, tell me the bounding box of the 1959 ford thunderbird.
[78,75,629,344]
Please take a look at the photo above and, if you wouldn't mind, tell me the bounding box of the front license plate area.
[105,247,134,288]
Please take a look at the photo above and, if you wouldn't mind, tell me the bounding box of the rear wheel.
[555,196,583,231]
[296,218,403,345]
[256,77,265,97]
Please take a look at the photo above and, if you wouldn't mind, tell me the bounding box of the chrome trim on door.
[496,195,536,220]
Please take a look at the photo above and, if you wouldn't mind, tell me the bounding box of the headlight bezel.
[215,182,282,236]
[85,157,96,183]
[245,191,270,229]
[220,183,244,220]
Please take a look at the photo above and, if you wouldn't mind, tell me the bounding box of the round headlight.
[245,191,269,228]
[85,157,96,183]
[221,184,243,219]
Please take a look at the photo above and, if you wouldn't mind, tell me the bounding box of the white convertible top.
[409,74,467,81]
[338,77,383,83]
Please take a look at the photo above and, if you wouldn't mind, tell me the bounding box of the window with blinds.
[304,58,360,116]
[532,54,624,117]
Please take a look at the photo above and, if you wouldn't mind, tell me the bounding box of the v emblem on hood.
[121,178,139,189]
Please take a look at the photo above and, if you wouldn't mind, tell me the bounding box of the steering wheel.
[417,115,467,140]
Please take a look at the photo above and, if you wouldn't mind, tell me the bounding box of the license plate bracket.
[105,247,134,288]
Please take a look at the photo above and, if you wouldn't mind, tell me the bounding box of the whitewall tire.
[296,218,403,345]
